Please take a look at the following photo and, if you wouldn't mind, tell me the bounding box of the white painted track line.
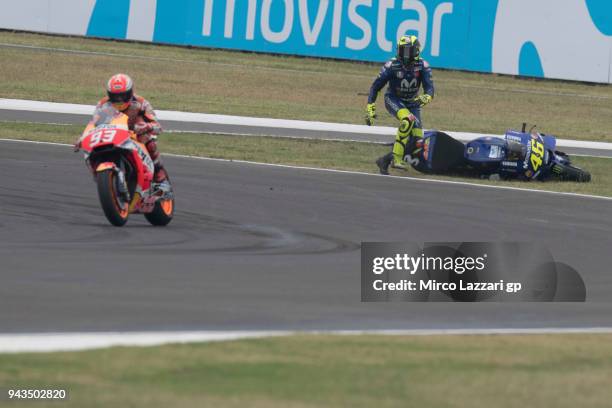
[2,98,611,150]
[1,328,612,353]
[1,137,610,202]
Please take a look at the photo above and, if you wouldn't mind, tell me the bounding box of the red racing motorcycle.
[76,104,174,226]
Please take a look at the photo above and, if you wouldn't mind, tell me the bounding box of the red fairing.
[80,128,131,153]
[127,145,154,193]
[81,127,154,195]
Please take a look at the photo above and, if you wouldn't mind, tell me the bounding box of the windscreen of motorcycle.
[91,102,129,130]
[506,140,526,161]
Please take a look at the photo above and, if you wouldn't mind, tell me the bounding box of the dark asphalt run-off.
[1,139,612,333]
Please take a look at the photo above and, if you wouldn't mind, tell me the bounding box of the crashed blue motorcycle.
[402,125,591,182]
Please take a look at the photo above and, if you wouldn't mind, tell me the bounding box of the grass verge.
[1,334,611,408]
[1,121,611,198]
[1,31,611,141]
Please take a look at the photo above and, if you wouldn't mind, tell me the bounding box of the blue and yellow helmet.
[397,35,421,66]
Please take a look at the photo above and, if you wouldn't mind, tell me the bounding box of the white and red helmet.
[106,74,134,111]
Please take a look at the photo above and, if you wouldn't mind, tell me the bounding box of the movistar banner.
[1,0,611,83]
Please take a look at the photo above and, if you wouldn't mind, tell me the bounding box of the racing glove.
[414,94,433,107]
[134,122,153,135]
[365,103,376,126]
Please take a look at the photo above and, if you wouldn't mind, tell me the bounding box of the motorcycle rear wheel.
[144,197,174,226]
[97,169,129,226]
[558,164,591,182]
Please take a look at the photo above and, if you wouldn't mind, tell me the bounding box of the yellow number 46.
[530,139,544,171]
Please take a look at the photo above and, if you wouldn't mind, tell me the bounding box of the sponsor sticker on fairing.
[489,145,502,158]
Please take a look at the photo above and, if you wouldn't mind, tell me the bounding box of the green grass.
[1,121,611,198]
[1,31,612,141]
[1,334,612,407]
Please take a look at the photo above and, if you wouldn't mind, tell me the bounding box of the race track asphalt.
[1,139,612,333]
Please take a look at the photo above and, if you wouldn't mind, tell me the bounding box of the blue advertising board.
[89,0,499,71]
[2,0,611,83]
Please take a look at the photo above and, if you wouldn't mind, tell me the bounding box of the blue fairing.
[465,137,506,162]
[419,129,561,179]
[420,130,435,170]
[505,130,556,151]
[414,129,583,181]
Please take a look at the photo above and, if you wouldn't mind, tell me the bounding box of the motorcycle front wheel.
[97,169,129,226]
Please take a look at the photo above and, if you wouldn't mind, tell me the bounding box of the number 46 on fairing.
[530,138,545,171]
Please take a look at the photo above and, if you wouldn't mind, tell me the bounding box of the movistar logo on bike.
[524,139,533,170]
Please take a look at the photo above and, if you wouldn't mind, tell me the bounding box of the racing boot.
[153,164,172,197]
[375,152,393,175]
[154,165,168,183]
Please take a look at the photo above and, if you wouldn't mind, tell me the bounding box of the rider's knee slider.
[396,108,414,138]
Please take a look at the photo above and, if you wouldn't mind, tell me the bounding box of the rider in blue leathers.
[365,35,435,175]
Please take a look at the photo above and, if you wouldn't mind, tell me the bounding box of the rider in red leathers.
[97,73,169,184]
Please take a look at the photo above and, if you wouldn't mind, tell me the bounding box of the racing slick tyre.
[144,198,174,226]
[557,163,591,182]
[97,169,129,226]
